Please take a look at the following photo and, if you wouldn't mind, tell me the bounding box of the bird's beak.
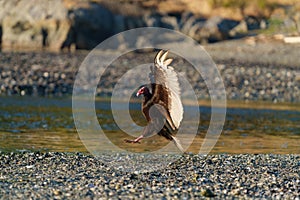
[136,88,143,97]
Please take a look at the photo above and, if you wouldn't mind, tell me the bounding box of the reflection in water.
[0,96,299,154]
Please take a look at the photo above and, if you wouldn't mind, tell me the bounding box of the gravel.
[0,41,299,102]
[0,152,299,199]
[0,51,83,97]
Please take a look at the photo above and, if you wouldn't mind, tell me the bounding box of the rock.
[160,15,179,30]
[245,16,261,30]
[0,0,19,22]
[143,13,179,30]
[201,188,216,197]
[113,15,126,34]
[199,16,239,43]
[143,13,173,28]
[0,0,115,50]
[293,12,300,34]
[1,0,71,50]
[229,20,248,37]
[283,4,300,35]
[179,12,205,40]
[260,19,267,29]
[124,16,145,30]
[284,36,300,43]
[143,14,161,27]
[70,3,115,49]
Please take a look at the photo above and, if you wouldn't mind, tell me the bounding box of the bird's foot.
[124,138,141,144]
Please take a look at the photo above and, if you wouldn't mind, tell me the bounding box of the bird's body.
[140,84,175,141]
[124,50,184,152]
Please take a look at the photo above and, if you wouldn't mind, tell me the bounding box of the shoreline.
[0,39,299,102]
[1,94,300,112]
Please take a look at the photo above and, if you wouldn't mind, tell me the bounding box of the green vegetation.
[259,18,298,35]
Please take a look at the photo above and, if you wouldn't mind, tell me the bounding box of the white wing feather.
[150,50,183,129]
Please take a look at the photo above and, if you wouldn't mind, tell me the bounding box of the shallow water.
[0,96,299,154]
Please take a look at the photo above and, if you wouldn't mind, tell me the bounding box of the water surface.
[0,96,299,154]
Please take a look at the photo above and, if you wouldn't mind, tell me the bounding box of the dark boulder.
[199,16,239,43]
[70,3,114,49]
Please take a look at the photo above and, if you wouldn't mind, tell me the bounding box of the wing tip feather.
[155,50,173,67]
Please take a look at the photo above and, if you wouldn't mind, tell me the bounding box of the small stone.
[53,189,62,196]
[43,72,49,78]
[201,188,216,197]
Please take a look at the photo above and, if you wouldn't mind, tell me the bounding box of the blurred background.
[0,0,299,154]
[1,0,300,50]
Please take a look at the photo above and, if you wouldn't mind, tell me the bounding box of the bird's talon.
[124,139,141,144]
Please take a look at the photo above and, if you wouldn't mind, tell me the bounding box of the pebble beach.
[0,40,299,102]
[0,152,299,199]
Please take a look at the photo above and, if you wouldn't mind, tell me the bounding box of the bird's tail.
[171,136,184,153]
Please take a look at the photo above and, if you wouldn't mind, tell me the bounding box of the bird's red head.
[136,86,150,97]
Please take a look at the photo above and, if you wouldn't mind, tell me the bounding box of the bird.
[124,50,184,153]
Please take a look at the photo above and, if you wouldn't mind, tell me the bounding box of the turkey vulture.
[124,50,184,152]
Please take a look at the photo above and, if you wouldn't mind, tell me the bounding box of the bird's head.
[136,86,150,97]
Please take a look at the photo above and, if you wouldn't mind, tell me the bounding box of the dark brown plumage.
[124,50,184,152]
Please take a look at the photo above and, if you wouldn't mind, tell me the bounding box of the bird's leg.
[124,107,164,144]
[124,135,144,144]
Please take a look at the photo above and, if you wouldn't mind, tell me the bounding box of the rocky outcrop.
[68,3,115,49]
[0,0,298,51]
[0,0,115,50]
[1,0,71,50]
[0,0,129,50]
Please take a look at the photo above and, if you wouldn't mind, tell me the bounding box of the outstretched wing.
[149,50,183,130]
